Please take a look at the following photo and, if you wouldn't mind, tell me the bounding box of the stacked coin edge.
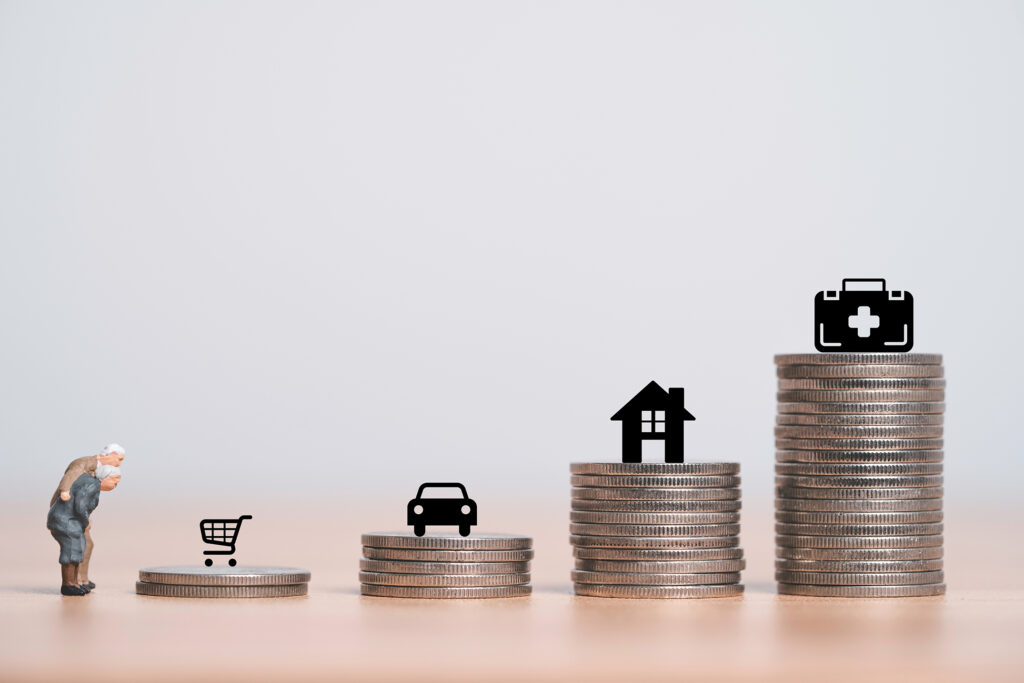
[135,566,311,598]
[360,532,534,598]
[774,353,946,598]
[570,462,745,598]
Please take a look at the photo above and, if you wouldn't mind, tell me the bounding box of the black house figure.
[611,381,696,463]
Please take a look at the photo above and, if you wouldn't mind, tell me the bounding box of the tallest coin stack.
[774,353,946,597]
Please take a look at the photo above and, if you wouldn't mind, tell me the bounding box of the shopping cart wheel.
[204,559,213,567]
[459,525,471,537]
[228,558,237,567]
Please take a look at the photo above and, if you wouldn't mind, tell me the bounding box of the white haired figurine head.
[98,443,125,467]
[96,464,122,491]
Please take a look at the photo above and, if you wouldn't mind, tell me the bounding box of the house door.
[641,440,665,462]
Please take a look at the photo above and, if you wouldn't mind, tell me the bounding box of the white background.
[1,1,1022,507]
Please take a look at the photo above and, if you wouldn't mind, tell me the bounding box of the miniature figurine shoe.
[82,581,96,590]
[60,585,88,596]
[80,583,93,593]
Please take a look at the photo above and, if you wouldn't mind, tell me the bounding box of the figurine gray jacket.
[46,473,101,564]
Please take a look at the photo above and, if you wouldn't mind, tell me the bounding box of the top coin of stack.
[570,462,745,599]
[360,532,533,598]
[774,353,946,598]
[136,566,311,598]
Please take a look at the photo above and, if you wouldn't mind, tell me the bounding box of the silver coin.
[135,581,308,598]
[571,475,740,488]
[774,425,943,439]
[776,534,943,549]
[775,497,942,512]
[775,475,943,489]
[571,534,740,549]
[360,584,531,599]
[776,449,944,464]
[777,390,945,403]
[137,566,311,586]
[359,571,529,587]
[573,547,745,561]
[778,378,946,391]
[776,569,944,586]
[571,523,741,537]
[775,463,943,477]
[778,402,945,415]
[777,583,945,597]
[361,532,532,550]
[775,353,942,365]
[776,546,943,561]
[359,559,530,575]
[362,547,535,562]
[570,462,740,476]
[775,559,943,573]
[576,559,747,573]
[777,413,944,426]
[574,583,744,599]
[775,522,943,536]
[572,499,742,513]
[777,364,945,378]
[572,570,740,586]
[570,511,740,525]
[776,438,944,452]
[777,485,943,500]
[775,511,942,525]
[572,486,742,501]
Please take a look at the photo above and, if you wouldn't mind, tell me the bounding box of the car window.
[418,486,461,498]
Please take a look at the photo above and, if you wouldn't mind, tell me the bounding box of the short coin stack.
[360,532,533,598]
[570,462,745,598]
[136,566,311,597]
[775,352,946,597]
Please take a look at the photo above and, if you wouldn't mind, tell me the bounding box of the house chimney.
[669,387,685,408]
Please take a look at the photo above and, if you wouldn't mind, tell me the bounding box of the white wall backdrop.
[1,1,1022,506]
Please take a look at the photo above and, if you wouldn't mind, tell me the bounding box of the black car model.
[407,482,477,537]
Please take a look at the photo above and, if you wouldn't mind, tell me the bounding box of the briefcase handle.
[842,278,886,291]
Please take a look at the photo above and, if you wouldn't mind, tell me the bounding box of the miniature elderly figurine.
[47,444,125,596]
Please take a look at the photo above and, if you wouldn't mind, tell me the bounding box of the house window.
[641,410,666,433]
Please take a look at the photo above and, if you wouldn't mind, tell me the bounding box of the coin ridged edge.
[573,583,744,599]
[774,353,942,365]
[360,584,531,599]
[570,462,740,475]
[361,533,532,550]
[777,582,946,597]
[135,582,308,598]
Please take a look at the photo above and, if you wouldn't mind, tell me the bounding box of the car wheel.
[459,525,471,537]
[414,525,425,537]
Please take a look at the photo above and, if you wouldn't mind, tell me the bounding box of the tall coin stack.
[570,463,745,598]
[360,532,533,598]
[774,353,946,597]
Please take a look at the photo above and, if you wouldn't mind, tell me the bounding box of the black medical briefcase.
[814,278,913,352]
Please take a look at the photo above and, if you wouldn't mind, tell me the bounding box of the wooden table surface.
[2,499,1023,682]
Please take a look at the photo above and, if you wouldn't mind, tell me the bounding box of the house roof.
[611,381,695,421]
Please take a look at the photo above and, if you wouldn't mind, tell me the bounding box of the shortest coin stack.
[360,532,533,598]
[570,462,745,598]
[136,566,311,598]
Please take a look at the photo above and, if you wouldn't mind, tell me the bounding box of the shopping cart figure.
[200,515,252,566]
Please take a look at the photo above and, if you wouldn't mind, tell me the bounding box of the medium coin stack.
[360,532,533,598]
[775,352,946,597]
[136,565,311,598]
[570,462,745,598]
